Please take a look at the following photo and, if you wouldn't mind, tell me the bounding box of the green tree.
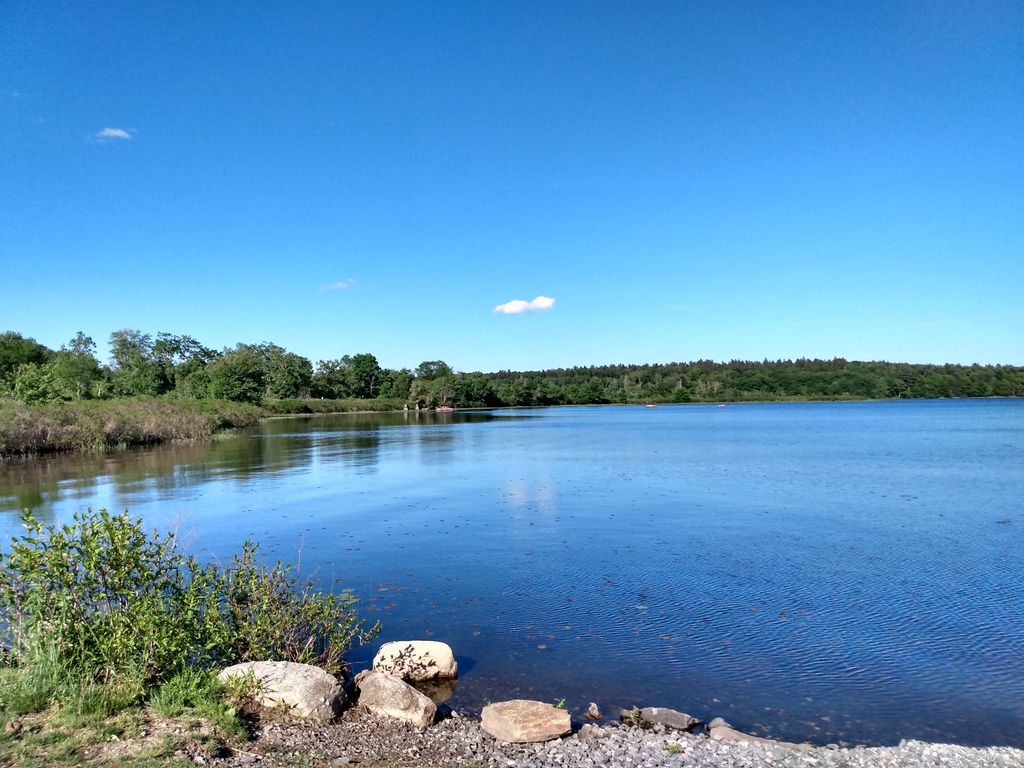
[13,362,71,404]
[207,346,267,404]
[414,360,453,380]
[49,332,103,399]
[347,353,382,399]
[109,329,164,396]
[0,331,51,390]
[258,344,313,399]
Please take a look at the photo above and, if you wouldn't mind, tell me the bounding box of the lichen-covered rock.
[481,699,571,743]
[217,661,341,722]
[356,671,437,727]
[371,640,457,681]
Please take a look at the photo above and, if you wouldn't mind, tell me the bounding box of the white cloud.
[93,127,133,142]
[319,277,356,292]
[493,295,557,315]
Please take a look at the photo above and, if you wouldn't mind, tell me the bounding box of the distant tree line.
[1,329,1021,409]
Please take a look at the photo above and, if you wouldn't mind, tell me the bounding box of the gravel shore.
[210,707,1024,768]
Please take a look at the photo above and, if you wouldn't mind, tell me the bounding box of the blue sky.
[2,1,1021,371]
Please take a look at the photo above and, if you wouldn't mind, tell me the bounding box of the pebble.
[205,707,1024,768]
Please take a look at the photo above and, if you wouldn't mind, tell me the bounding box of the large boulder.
[481,700,572,743]
[356,671,437,727]
[372,640,458,681]
[217,661,342,722]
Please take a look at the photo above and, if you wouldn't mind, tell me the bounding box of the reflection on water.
[0,411,501,520]
[1,402,1022,748]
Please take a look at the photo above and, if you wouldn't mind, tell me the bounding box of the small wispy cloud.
[493,295,557,315]
[319,277,357,292]
[93,127,134,142]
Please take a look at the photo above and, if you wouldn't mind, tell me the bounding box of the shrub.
[0,509,378,709]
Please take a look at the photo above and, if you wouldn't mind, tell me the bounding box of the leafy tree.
[207,346,267,404]
[109,329,164,396]
[414,360,453,380]
[49,332,103,399]
[258,344,313,399]
[13,362,70,404]
[379,368,412,400]
[347,353,382,399]
[0,331,51,389]
[153,332,218,391]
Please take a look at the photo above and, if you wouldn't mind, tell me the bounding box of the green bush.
[262,397,405,415]
[0,509,378,709]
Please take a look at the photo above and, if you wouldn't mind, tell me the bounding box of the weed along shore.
[1,512,1022,767]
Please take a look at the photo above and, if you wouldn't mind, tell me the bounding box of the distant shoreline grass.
[0,398,409,459]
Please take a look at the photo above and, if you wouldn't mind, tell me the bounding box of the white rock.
[356,671,437,727]
[217,660,341,722]
[481,700,572,743]
[372,640,458,681]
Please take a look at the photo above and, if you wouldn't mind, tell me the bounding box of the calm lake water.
[2,400,1022,747]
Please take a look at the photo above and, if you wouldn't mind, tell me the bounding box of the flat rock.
[372,640,458,681]
[709,723,810,750]
[481,699,572,743]
[356,671,437,727]
[218,661,342,722]
[639,706,700,730]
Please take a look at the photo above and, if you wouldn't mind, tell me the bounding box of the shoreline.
[207,703,1024,768]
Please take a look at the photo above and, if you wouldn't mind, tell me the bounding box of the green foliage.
[310,354,382,399]
[662,740,684,755]
[49,332,103,399]
[109,329,166,397]
[0,509,378,701]
[207,347,267,405]
[261,397,405,415]
[0,331,52,390]
[12,363,71,404]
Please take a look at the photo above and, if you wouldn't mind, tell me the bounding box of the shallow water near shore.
[2,400,1022,747]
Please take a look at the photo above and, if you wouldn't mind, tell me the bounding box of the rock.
[709,723,810,750]
[481,700,572,743]
[3,719,21,735]
[356,671,437,727]
[372,640,458,681]
[638,706,700,731]
[707,716,732,729]
[584,702,602,720]
[218,661,342,722]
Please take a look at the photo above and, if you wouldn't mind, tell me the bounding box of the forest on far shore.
[2,329,1022,409]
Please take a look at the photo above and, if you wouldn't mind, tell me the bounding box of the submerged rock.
[217,661,342,723]
[709,722,810,750]
[372,640,458,681]
[356,671,437,727]
[584,702,602,720]
[638,706,700,731]
[481,699,572,743]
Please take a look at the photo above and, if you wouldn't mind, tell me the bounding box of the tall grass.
[0,398,261,457]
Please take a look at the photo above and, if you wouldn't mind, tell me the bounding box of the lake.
[1,400,1022,747]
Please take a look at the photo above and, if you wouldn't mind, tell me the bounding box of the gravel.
[210,707,1024,768]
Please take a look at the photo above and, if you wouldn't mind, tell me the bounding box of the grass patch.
[0,398,261,457]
